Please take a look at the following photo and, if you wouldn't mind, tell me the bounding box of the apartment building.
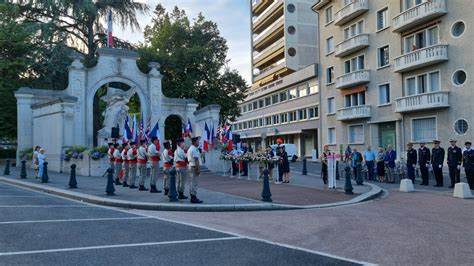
[312,0,473,156]
[233,0,320,157]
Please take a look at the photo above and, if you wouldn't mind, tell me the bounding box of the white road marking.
[0,205,92,208]
[0,216,149,225]
[0,196,47,198]
[0,237,242,256]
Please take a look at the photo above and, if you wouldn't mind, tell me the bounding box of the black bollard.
[105,167,115,196]
[69,164,78,189]
[41,162,49,183]
[20,160,27,179]
[356,164,363,185]
[3,159,10,176]
[344,166,354,195]
[336,161,340,180]
[168,168,178,202]
[261,169,272,202]
[302,158,308,175]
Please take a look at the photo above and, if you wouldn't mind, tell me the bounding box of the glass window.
[253,120,258,128]
[289,111,297,122]
[378,84,390,105]
[280,113,288,123]
[378,45,390,67]
[345,92,365,107]
[328,128,336,145]
[327,97,335,114]
[248,121,253,129]
[297,85,308,97]
[309,107,319,119]
[299,109,307,120]
[417,74,427,94]
[272,94,279,104]
[377,8,388,30]
[243,122,247,129]
[326,36,334,54]
[325,6,333,24]
[454,119,469,135]
[427,27,438,46]
[279,91,287,101]
[348,125,364,144]
[242,105,247,113]
[309,82,319,94]
[326,67,334,84]
[248,103,253,111]
[265,117,272,126]
[407,77,416,96]
[265,97,271,106]
[405,36,415,53]
[253,101,258,109]
[258,99,264,108]
[272,115,279,124]
[412,118,436,142]
[429,72,440,92]
[259,118,263,127]
[289,88,297,99]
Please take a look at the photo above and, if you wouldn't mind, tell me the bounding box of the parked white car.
[271,144,298,162]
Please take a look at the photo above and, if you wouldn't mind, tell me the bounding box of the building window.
[272,94,279,104]
[280,113,288,123]
[297,84,308,97]
[253,120,258,128]
[405,71,440,96]
[404,0,423,10]
[242,105,247,113]
[243,122,247,129]
[309,106,319,119]
[325,6,333,24]
[265,97,271,106]
[253,101,258,110]
[327,97,335,114]
[343,20,364,40]
[378,84,390,105]
[265,117,272,126]
[272,115,280,125]
[288,88,297,100]
[454,119,469,135]
[328,128,336,145]
[376,7,388,31]
[451,21,466,38]
[298,109,307,120]
[279,91,287,101]
[326,36,334,54]
[287,3,295,13]
[309,82,319,94]
[247,121,252,129]
[404,26,439,53]
[344,91,366,108]
[289,111,297,122]
[344,54,365,73]
[258,118,263,127]
[258,99,264,108]
[412,117,437,142]
[326,67,334,84]
[453,70,467,86]
[247,103,253,111]
[348,125,364,144]
[377,45,390,68]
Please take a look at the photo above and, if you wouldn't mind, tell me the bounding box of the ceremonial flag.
[203,122,210,152]
[144,118,151,143]
[107,9,114,48]
[121,116,131,144]
[132,114,137,143]
[181,125,186,138]
[150,121,161,151]
[210,121,215,147]
[186,118,193,137]
[139,113,145,141]
[216,119,221,142]
[227,126,233,151]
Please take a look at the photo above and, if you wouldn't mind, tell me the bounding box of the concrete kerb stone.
[0,176,382,212]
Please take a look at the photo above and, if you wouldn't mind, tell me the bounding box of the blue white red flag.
[107,10,114,48]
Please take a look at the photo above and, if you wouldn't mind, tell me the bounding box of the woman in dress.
[376,147,385,182]
[282,145,290,183]
[319,145,330,188]
[33,146,41,179]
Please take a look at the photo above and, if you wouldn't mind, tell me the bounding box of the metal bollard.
[302,158,308,175]
[168,168,178,202]
[105,167,115,196]
[3,159,10,176]
[69,164,78,189]
[20,160,27,179]
[344,166,354,195]
[336,161,340,180]
[41,162,49,183]
[356,164,363,185]
[261,169,272,202]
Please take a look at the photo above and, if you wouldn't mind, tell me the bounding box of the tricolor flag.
[150,121,161,151]
[107,9,114,48]
[227,126,233,151]
[181,125,186,138]
[186,118,193,137]
[139,113,145,141]
[131,114,137,143]
[210,121,215,148]
[203,122,210,152]
[144,118,151,143]
[120,115,131,144]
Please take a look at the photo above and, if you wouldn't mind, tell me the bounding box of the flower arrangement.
[220,152,275,163]
[85,146,108,161]
[63,146,88,161]
[19,148,33,160]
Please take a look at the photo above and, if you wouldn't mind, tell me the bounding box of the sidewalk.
[0,164,382,212]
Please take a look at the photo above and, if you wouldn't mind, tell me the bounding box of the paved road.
[0,182,366,265]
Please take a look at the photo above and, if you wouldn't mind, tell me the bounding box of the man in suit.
[447,139,462,188]
[431,140,445,187]
[406,143,417,184]
[463,141,474,190]
[351,148,363,185]
[418,142,431,185]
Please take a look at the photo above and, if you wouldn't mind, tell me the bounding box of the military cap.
[140,139,147,144]
[433,140,441,144]
[129,141,136,145]
[107,142,114,146]
[191,136,200,142]
[465,141,472,145]
[449,138,457,142]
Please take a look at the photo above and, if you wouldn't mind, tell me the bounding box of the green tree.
[138,5,248,120]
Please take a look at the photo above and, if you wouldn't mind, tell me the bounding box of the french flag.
[227,127,233,151]
[186,118,193,137]
[107,10,114,48]
[203,122,210,152]
[150,121,161,151]
[210,121,215,147]
[120,116,131,144]
[131,114,137,143]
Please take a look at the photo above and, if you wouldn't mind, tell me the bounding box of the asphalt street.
[0,182,365,265]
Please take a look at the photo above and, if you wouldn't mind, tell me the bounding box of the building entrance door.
[379,122,396,150]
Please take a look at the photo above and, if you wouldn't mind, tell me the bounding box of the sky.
[115,0,252,84]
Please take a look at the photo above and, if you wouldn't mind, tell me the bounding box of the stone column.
[67,54,87,146]
[15,92,34,162]
[148,62,163,127]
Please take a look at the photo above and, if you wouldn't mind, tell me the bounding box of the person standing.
[264,146,275,180]
[230,145,239,176]
[33,146,41,179]
[241,142,249,176]
[281,145,290,183]
[174,138,189,200]
[447,139,462,188]
[113,145,123,185]
[431,140,445,187]
[37,148,46,182]
[463,141,474,190]
[418,142,431,185]
[320,145,331,188]
[146,137,161,193]
[187,137,203,203]
[364,145,376,181]
[121,144,130,187]
[406,143,417,184]
[384,145,396,183]
[127,142,138,189]
[376,147,385,182]
[108,143,116,172]
[351,148,363,183]
[276,146,284,182]
[162,140,173,195]
[137,140,149,191]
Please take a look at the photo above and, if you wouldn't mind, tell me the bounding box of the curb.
[0,176,383,212]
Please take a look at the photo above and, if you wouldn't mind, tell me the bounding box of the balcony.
[312,0,332,11]
[337,105,371,121]
[335,69,370,90]
[253,38,285,67]
[393,0,447,33]
[252,0,272,16]
[334,0,369,26]
[335,33,369,57]
[253,61,286,83]
[394,44,448,73]
[253,0,284,33]
[253,16,284,49]
[395,91,449,113]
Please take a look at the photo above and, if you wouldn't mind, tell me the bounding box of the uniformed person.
[447,139,462,188]
[418,142,431,185]
[147,137,161,193]
[431,140,445,187]
[187,137,203,204]
[121,143,130,187]
[174,138,189,200]
[162,140,174,195]
[406,143,417,184]
[137,140,149,191]
[108,143,115,172]
[127,142,138,189]
[462,141,474,190]
[113,145,123,185]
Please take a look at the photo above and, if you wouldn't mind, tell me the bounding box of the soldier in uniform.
[121,143,130,187]
[108,143,115,172]
[187,137,203,203]
[463,141,474,190]
[162,140,174,195]
[406,143,417,184]
[137,140,149,191]
[113,145,123,185]
[431,140,445,187]
[127,142,138,189]
[447,139,462,188]
[174,138,189,200]
[147,137,161,193]
[418,142,431,185]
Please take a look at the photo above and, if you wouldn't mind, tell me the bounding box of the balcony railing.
[253,16,284,46]
[253,0,283,30]
[253,38,285,65]
[393,0,447,32]
[253,61,286,82]
[312,0,333,11]
[395,91,449,113]
[334,0,369,26]
[337,105,371,121]
[335,33,369,57]
[394,44,448,73]
[335,69,370,89]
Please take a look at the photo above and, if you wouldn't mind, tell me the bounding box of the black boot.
[178,192,188,200]
[115,178,122,185]
[139,185,149,191]
[129,184,138,189]
[123,181,129,187]
[190,195,203,204]
[150,185,161,193]
[164,189,169,196]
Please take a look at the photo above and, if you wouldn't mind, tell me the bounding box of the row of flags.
[118,113,159,146]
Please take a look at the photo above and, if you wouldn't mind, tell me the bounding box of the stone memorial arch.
[15,48,220,172]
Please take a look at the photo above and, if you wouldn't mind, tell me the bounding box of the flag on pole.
[210,121,215,148]
[120,115,131,144]
[186,118,193,137]
[145,118,151,143]
[203,122,210,152]
[107,9,114,48]
[132,114,137,143]
[227,126,233,151]
[139,113,145,141]
[150,121,161,151]
[181,125,186,138]
[216,119,221,143]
